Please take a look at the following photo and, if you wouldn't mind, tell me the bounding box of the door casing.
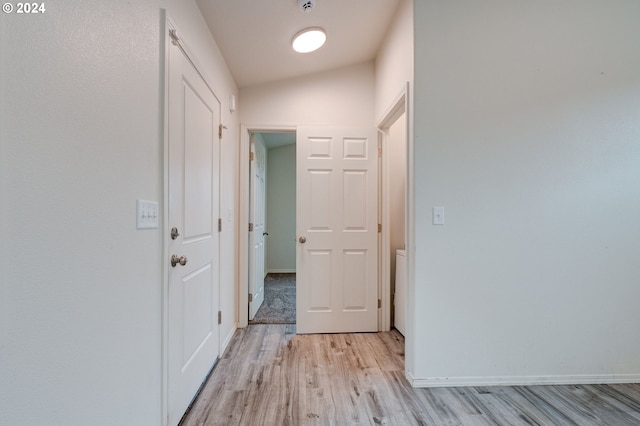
[376,82,414,380]
[238,125,296,328]
[377,84,410,332]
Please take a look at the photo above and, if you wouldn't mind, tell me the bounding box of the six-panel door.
[296,126,378,334]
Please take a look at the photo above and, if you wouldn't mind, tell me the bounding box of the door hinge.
[378,148,382,158]
[249,223,254,232]
[218,218,222,232]
[248,293,253,302]
[378,299,382,309]
[169,29,179,45]
[250,151,255,161]
[218,124,227,139]
[218,311,222,325]
[378,224,382,233]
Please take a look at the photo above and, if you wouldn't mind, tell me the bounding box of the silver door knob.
[171,255,188,267]
[299,236,307,243]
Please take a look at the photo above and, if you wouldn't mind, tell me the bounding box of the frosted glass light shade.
[292,27,326,53]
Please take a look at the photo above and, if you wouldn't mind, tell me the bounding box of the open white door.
[249,136,266,319]
[167,29,220,425]
[296,126,378,334]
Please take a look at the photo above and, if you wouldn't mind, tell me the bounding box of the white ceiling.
[196,0,401,88]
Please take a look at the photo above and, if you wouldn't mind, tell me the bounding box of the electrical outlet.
[137,199,159,229]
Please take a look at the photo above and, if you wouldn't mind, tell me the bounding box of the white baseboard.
[266,269,296,274]
[220,323,237,355]
[407,371,640,388]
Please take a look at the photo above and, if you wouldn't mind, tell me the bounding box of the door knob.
[171,255,188,267]
[299,236,307,243]
[263,232,269,236]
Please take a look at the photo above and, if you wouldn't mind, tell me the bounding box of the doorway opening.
[249,132,297,325]
[378,84,410,336]
[238,126,296,329]
[384,112,407,335]
[238,125,383,333]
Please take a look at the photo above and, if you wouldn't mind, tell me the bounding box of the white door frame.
[377,83,411,332]
[238,125,296,328]
[161,13,170,425]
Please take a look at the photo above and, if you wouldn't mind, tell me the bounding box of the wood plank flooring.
[180,325,640,425]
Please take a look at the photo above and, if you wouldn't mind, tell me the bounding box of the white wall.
[374,0,414,360]
[375,0,413,121]
[411,0,640,385]
[240,62,375,127]
[1,1,162,424]
[0,0,239,424]
[266,144,297,273]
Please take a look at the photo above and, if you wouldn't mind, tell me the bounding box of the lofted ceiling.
[196,0,402,88]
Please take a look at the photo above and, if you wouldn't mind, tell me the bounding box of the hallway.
[180,325,640,425]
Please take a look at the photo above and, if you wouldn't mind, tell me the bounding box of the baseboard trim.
[266,269,296,274]
[407,372,640,388]
[220,323,237,355]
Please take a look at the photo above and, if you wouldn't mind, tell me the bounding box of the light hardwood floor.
[180,325,640,425]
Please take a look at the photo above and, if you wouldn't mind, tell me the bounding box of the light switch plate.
[137,199,159,229]
[433,206,445,225]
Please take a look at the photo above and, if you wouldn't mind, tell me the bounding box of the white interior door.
[167,31,220,426]
[249,136,266,319]
[296,126,378,333]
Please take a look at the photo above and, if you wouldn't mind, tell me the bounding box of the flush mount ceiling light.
[292,27,326,53]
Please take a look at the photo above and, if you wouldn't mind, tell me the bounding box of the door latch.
[170,227,180,240]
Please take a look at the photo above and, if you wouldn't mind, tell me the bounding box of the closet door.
[167,27,221,426]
